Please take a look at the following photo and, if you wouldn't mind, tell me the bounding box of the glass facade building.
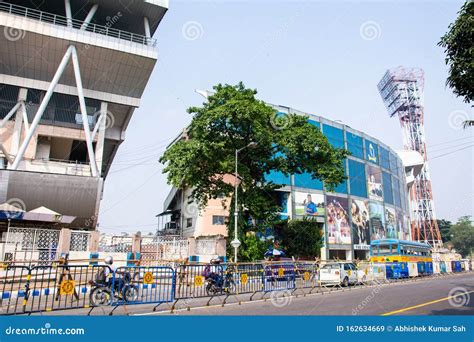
[266,106,410,260]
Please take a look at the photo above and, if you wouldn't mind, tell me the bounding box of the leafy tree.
[279,218,323,259]
[449,216,474,258]
[439,1,474,105]
[160,83,348,260]
[437,219,452,242]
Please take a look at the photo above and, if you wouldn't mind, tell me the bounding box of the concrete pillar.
[95,102,107,176]
[89,230,100,252]
[57,228,71,256]
[10,88,28,156]
[188,237,196,256]
[132,233,141,254]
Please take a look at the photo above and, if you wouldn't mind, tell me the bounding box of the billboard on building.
[385,206,397,239]
[294,192,325,217]
[367,165,383,201]
[369,201,385,240]
[326,196,351,244]
[351,199,370,247]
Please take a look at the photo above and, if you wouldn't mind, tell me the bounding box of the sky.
[98,0,473,235]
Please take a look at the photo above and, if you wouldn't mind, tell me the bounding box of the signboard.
[295,192,325,217]
[326,196,351,244]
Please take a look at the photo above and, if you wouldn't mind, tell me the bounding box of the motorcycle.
[203,260,236,295]
[89,270,139,306]
[205,270,236,295]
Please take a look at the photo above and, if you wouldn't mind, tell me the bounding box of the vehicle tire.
[122,285,138,302]
[90,286,111,306]
[342,277,349,287]
[206,283,219,296]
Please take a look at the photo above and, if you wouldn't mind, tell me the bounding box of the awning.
[0,202,25,220]
[156,209,181,217]
[22,206,76,224]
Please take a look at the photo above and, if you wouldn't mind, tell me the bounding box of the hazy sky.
[98,0,473,234]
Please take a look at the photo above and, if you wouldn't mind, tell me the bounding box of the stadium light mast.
[377,67,442,247]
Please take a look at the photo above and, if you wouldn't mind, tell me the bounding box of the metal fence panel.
[26,265,111,313]
[175,264,230,299]
[0,265,30,315]
[112,266,174,305]
[294,262,319,289]
[232,263,264,294]
[263,263,296,292]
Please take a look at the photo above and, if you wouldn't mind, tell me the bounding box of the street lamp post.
[231,141,257,263]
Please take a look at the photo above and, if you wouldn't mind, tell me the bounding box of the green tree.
[160,83,348,261]
[449,216,474,258]
[439,1,474,112]
[437,219,452,242]
[280,218,323,259]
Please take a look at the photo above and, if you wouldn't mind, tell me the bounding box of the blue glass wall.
[348,159,367,198]
[346,132,364,159]
[265,170,291,186]
[382,171,393,204]
[309,120,320,129]
[323,124,344,149]
[333,162,348,194]
[389,152,398,174]
[380,146,390,170]
[393,177,401,207]
[294,172,323,190]
[365,139,379,164]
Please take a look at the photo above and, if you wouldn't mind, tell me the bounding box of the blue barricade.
[263,263,296,292]
[111,266,174,305]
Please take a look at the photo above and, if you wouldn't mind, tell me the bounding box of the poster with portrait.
[385,207,397,239]
[395,209,405,240]
[369,201,385,241]
[295,192,325,217]
[326,196,351,244]
[367,165,383,201]
[404,215,411,240]
[350,199,370,246]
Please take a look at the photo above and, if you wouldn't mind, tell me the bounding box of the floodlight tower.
[377,67,442,246]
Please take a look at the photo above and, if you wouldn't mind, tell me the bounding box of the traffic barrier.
[357,263,387,283]
[452,261,462,273]
[262,262,296,292]
[385,262,408,279]
[174,264,228,299]
[294,262,319,291]
[111,266,174,306]
[26,265,111,314]
[232,263,264,295]
[0,265,30,315]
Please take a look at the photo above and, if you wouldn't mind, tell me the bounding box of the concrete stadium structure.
[162,103,416,261]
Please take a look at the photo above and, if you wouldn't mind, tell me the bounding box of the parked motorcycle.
[89,269,138,306]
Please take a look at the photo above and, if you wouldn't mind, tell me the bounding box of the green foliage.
[437,219,452,243]
[160,82,348,260]
[439,1,474,103]
[231,231,269,262]
[449,216,474,257]
[279,218,323,259]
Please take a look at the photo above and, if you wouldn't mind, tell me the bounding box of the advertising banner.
[326,196,351,244]
[369,201,385,240]
[294,192,325,217]
[367,165,383,201]
[385,207,397,239]
[351,199,370,246]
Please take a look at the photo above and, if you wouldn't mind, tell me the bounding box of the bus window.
[379,245,391,255]
[390,244,398,254]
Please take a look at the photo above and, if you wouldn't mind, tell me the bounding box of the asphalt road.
[33,273,473,316]
[143,273,474,316]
